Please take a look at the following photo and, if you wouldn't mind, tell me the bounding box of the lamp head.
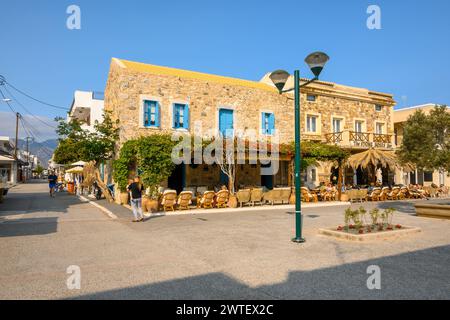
[269,70,290,93]
[305,52,330,78]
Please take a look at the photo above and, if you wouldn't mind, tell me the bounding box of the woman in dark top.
[127,176,144,222]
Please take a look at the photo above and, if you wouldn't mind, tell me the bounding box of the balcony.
[325,131,394,149]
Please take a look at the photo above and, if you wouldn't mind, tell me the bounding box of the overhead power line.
[0,87,18,115]
[2,85,57,129]
[0,75,69,111]
[0,89,54,158]
[19,117,54,158]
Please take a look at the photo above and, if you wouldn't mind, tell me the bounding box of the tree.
[53,112,119,202]
[216,138,236,193]
[397,105,450,172]
[34,165,44,176]
[113,135,176,194]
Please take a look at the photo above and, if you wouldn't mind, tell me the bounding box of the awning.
[0,155,15,162]
[66,166,84,174]
[71,161,87,166]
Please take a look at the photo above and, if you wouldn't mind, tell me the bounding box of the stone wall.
[104,58,396,148]
[104,58,397,190]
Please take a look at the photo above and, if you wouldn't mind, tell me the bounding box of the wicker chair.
[236,189,251,207]
[250,188,264,206]
[216,190,230,208]
[263,189,282,205]
[387,187,401,200]
[367,188,381,201]
[399,187,410,200]
[321,189,335,201]
[177,191,193,210]
[279,188,292,204]
[161,190,177,211]
[379,187,390,201]
[301,187,318,202]
[198,191,215,209]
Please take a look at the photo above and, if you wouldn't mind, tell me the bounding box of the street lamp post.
[269,52,330,243]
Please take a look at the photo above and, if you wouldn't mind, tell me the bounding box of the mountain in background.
[16,139,58,168]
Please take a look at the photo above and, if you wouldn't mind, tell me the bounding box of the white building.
[67,91,104,132]
[0,136,17,184]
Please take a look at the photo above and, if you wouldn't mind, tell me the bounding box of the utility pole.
[25,136,32,181]
[14,112,20,159]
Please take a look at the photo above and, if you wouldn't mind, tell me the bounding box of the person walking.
[127,176,145,222]
[48,171,58,197]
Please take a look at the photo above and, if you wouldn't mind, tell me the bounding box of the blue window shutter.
[155,101,160,127]
[269,113,275,135]
[261,113,266,134]
[184,104,189,129]
[176,105,180,128]
[144,101,149,127]
[173,104,177,128]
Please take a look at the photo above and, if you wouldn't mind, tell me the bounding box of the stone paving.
[0,181,449,299]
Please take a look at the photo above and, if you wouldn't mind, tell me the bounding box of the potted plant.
[145,185,160,213]
[119,191,129,205]
[228,192,238,208]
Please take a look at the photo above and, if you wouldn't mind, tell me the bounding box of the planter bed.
[319,225,422,241]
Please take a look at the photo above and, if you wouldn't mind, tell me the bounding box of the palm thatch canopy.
[347,149,398,170]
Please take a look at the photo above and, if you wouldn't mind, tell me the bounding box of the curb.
[318,226,422,241]
[120,201,352,217]
[78,195,118,220]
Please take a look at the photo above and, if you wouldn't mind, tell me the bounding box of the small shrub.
[340,207,399,234]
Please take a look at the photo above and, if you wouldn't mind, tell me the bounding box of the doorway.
[168,164,185,193]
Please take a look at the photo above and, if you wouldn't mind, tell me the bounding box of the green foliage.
[384,208,396,225]
[53,138,88,165]
[369,208,380,225]
[33,165,45,175]
[397,105,450,171]
[112,140,138,192]
[136,135,177,191]
[343,207,396,232]
[53,112,119,166]
[113,135,176,192]
[286,141,349,169]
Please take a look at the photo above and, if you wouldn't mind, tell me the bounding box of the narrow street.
[0,181,449,299]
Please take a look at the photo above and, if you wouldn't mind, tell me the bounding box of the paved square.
[0,181,449,299]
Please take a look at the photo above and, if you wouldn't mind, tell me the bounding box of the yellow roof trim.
[117,58,277,92]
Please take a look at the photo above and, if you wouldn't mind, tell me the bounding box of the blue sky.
[0,0,449,140]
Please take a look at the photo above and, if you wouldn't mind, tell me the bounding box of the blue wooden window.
[143,100,160,127]
[262,112,275,135]
[173,103,189,129]
[219,108,234,137]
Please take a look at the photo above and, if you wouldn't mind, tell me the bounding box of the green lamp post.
[269,52,330,243]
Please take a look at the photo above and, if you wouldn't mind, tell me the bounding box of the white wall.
[68,91,104,132]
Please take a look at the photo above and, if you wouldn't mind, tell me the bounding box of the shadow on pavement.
[376,201,418,214]
[0,182,87,237]
[72,245,450,300]
[0,217,58,237]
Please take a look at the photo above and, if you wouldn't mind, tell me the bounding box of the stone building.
[104,58,396,191]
